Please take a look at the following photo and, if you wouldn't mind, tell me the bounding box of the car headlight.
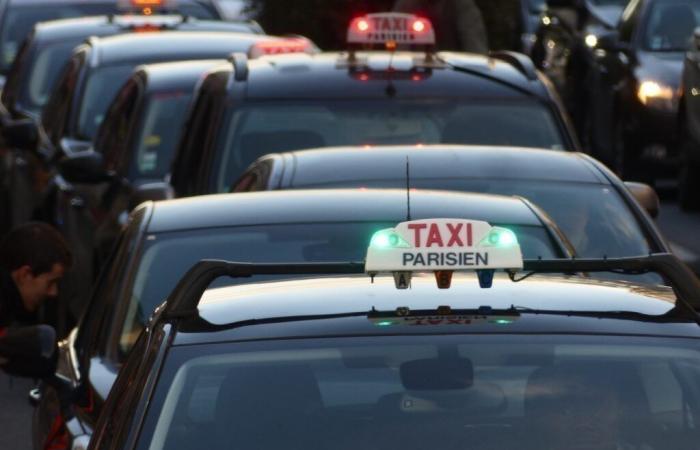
[637,80,677,110]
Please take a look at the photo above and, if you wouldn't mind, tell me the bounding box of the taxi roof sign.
[117,0,175,12]
[248,37,318,59]
[365,219,523,288]
[348,13,435,47]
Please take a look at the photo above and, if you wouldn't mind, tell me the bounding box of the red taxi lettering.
[426,224,443,247]
[408,222,474,248]
[408,223,427,246]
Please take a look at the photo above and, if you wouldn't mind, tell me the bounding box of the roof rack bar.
[229,52,249,82]
[164,261,365,319]
[489,51,538,81]
[163,253,700,323]
[521,253,700,313]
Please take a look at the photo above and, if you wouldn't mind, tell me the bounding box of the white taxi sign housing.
[348,13,435,47]
[365,219,523,274]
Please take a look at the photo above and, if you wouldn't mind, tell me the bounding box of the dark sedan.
[233,145,669,262]
[33,189,572,450]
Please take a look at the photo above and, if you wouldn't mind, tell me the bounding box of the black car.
[86,252,700,450]
[0,0,228,83]
[678,25,700,210]
[234,145,669,263]
[532,0,627,146]
[32,189,573,450]
[0,15,263,233]
[169,12,580,199]
[584,0,700,177]
[20,31,289,331]
[61,59,224,276]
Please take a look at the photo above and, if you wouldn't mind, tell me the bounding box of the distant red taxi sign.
[365,218,523,273]
[348,13,435,46]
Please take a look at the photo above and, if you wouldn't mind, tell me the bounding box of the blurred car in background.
[585,0,699,179]
[234,145,668,264]
[17,31,292,333]
[532,0,628,150]
[168,13,579,200]
[0,14,263,235]
[679,25,700,210]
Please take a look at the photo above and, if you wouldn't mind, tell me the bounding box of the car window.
[0,3,115,73]
[214,101,567,192]
[77,64,137,140]
[23,40,82,114]
[97,78,143,174]
[138,335,700,450]
[130,90,192,180]
[640,1,700,52]
[297,179,653,259]
[117,222,558,359]
[41,51,84,146]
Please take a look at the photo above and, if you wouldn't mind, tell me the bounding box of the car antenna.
[406,156,411,221]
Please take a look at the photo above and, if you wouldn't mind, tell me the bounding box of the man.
[0,222,72,376]
[393,0,489,53]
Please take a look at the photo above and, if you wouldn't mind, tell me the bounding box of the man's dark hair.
[0,222,73,275]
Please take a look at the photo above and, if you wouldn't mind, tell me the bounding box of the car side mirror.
[58,151,111,184]
[3,118,38,149]
[0,325,57,379]
[625,182,660,218]
[129,181,174,211]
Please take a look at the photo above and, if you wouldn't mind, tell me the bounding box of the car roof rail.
[164,261,366,319]
[229,52,249,81]
[161,253,700,325]
[489,51,538,81]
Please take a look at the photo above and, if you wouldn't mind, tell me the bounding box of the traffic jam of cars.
[1,0,700,449]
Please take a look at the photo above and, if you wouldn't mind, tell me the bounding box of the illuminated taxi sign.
[117,0,173,13]
[248,38,318,59]
[365,219,523,288]
[348,13,435,47]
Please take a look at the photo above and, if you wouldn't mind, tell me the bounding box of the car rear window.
[140,334,700,450]
[215,101,566,191]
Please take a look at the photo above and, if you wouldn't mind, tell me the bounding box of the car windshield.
[131,91,193,180]
[118,222,558,356]
[141,334,700,450]
[297,179,651,259]
[641,1,700,51]
[0,3,115,73]
[214,101,566,191]
[77,64,137,140]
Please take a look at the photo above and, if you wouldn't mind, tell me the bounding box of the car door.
[33,208,150,450]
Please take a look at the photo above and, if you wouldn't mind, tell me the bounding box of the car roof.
[277,146,606,187]
[229,51,547,100]
[134,59,223,91]
[32,15,259,42]
[171,272,700,345]
[9,0,113,4]
[86,31,268,66]
[145,189,544,233]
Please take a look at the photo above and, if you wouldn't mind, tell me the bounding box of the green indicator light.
[492,319,513,325]
[376,321,395,327]
[370,230,411,249]
[485,228,518,248]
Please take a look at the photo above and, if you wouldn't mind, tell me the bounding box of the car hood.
[636,51,684,89]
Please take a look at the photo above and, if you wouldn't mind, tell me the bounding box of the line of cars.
[532,0,700,211]
[1,5,698,450]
